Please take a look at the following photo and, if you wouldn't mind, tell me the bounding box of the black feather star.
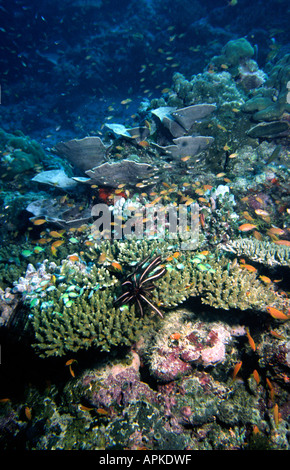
[114,255,166,317]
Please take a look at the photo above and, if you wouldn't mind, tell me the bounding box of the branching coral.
[153,252,277,312]
[9,236,288,359]
[32,288,152,358]
[222,238,290,268]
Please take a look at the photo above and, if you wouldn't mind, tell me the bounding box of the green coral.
[32,287,152,357]
[153,251,276,311]
[18,237,285,358]
[0,128,45,177]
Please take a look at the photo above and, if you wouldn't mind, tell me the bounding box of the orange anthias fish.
[266,378,275,401]
[266,307,290,320]
[267,227,285,236]
[232,360,242,380]
[240,264,257,273]
[238,223,257,232]
[33,218,47,225]
[259,275,272,284]
[25,406,32,421]
[274,240,290,246]
[111,261,122,271]
[246,327,256,351]
[253,370,260,385]
[273,403,280,428]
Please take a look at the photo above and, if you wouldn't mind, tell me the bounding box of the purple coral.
[81,351,157,409]
[149,310,237,382]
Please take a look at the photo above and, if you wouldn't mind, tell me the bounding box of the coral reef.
[147,309,240,382]
[242,54,290,139]
[0,128,45,178]
[223,238,290,267]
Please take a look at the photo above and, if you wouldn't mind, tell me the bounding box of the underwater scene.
[0,0,289,452]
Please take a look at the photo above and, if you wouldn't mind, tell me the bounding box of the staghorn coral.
[222,238,290,268]
[32,287,153,358]
[153,252,277,312]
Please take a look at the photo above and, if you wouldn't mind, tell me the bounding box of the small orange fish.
[253,425,260,435]
[51,240,64,248]
[199,212,205,228]
[253,230,263,241]
[138,140,149,148]
[25,406,32,421]
[267,227,285,236]
[33,218,46,225]
[253,369,260,385]
[274,240,290,247]
[0,398,11,403]
[269,330,285,340]
[51,245,57,256]
[96,408,109,415]
[232,360,242,380]
[170,332,181,340]
[79,405,94,412]
[68,255,79,262]
[184,198,194,206]
[246,327,256,351]
[255,197,264,204]
[49,230,64,238]
[238,223,257,232]
[216,172,226,177]
[255,209,270,217]
[273,403,280,428]
[240,264,257,273]
[266,378,275,402]
[65,359,77,366]
[181,156,191,162]
[259,275,272,284]
[111,261,122,271]
[266,306,290,320]
[242,211,255,222]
